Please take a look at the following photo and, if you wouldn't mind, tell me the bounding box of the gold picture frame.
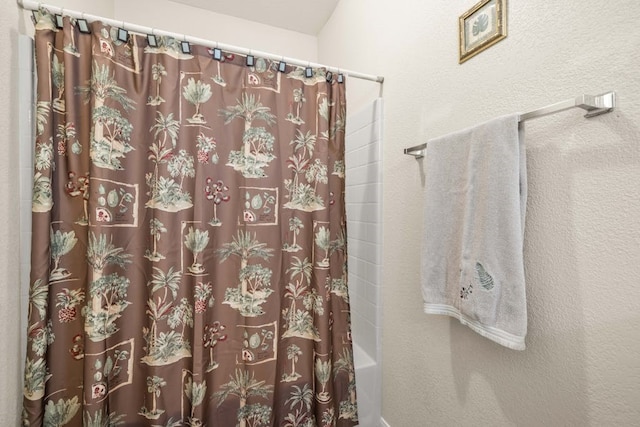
[459,0,507,63]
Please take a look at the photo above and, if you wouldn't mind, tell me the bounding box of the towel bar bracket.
[519,91,616,121]
[579,92,616,118]
[403,144,426,159]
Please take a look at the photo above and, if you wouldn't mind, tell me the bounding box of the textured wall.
[319,1,640,425]
[113,0,318,63]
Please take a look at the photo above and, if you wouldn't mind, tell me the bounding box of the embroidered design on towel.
[475,262,495,290]
[460,284,473,300]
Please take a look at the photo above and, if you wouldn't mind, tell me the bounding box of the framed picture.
[459,0,507,63]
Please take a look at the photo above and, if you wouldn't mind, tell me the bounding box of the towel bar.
[404,91,616,159]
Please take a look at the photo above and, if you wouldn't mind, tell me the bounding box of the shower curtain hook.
[117,21,129,42]
[278,56,286,73]
[147,28,158,48]
[305,61,313,78]
[180,33,191,54]
[77,12,91,33]
[246,48,255,67]
[212,41,222,60]
[31,3,42,24]
[54,7,64,28]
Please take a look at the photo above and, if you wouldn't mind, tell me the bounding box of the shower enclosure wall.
[19,35,34,366]
[346,98,383,427]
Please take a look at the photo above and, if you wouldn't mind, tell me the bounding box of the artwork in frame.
[459,0,507,63]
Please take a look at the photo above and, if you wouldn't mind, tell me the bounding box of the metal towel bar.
[404,91,616,159]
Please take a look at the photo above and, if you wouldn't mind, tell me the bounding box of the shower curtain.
[23,11,356,427]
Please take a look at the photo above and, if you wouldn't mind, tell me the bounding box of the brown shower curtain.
[23,10,356,427]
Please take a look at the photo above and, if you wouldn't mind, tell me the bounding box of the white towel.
[421,114,527,350]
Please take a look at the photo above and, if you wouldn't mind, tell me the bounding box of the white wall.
[18,0,116,30]
[113,0,318,63]
[319,1,640,426]
[45,0,114,15]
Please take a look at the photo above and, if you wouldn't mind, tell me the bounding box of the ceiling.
[169,0,341,35]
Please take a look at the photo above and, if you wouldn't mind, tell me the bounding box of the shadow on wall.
[449,119,592,425]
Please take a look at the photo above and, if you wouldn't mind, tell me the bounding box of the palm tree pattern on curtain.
[23,10,356,427]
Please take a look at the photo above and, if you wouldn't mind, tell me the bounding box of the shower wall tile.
[345,202,380,224]
[346,182,380,203]
[345,163,381,186]
[19,35,34,367]
[359,242,380,264]
[347,221,378,240]
[364,281,379,305]
[353,313,376,356]
[345,98,383,369]
[346,102,380,135]
[20,200,31,233]
[346,141,380,167]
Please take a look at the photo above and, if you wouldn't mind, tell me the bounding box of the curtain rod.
[403,91,616,159]
[17,0,384,84]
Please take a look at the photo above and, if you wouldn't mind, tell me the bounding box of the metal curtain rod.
[17,0,385,84]
[404,91,616,159]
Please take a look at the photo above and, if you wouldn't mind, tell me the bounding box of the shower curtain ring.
[180,34,191,54]
[212,41,222,60]
[117,20,129,42]
[148,28,158,48]
[56,7,64,28]
[246,48,255,67]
